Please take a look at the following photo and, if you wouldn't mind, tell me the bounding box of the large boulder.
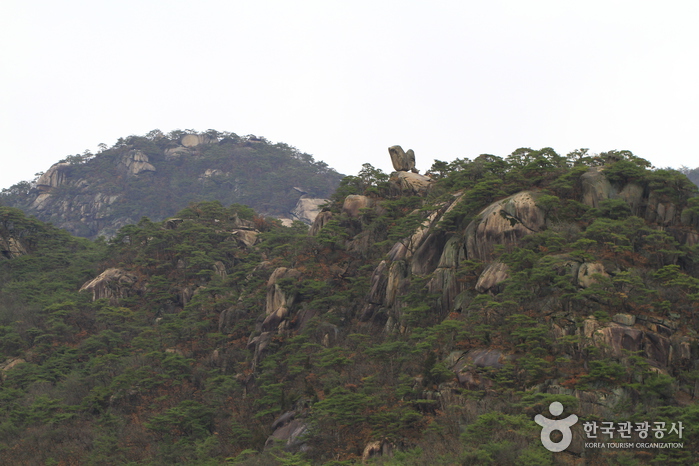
[645,191,677,226]
[577,262,609,288]
[389,171,432,196]
[309,211,333,236]
[181,134,216,147]
[164,146,191,159]
[465,191,545,261]
[388,145,416,172]
[79,268,140,304]
[592,325,644,359]
[342,195,374,218]
[266,267,301,316]
[232,229,259,248]
[118,150,156,176]
[618,183,645,215]
[290,197,327,224]
[581,166,616,208]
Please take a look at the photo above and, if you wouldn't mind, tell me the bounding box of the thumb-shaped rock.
[389,145,416,172]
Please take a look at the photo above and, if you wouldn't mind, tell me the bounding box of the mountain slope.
[0,130,342,239]
[1,146,699,464]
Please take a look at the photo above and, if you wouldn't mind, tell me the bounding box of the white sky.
[1,0,698,190]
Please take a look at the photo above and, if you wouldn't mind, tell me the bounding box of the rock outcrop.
[581,166,615,208]
[389,171,432,196]
[79,268,141,304]
[118,150,156,176]
[264,411,309,452]
[309,211,333,236]
[342,195,374,218]
[579,166,684,228]
[576,262,609,288]
[0,234,28,259]
[475,261,509,293]
[465,191,545,262]
[362,439,393,463]
[0,358,26,381]
[290,197,327,224]
[388,145,416,172]
[263,267,301,332]
[232,229,259,248]
[387,145,433,195]
[36,162,71,192]
[181,134,216,147]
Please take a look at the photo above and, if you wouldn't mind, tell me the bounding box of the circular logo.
[534,402,579,452]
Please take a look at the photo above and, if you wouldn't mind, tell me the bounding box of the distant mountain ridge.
[0,130,343,239]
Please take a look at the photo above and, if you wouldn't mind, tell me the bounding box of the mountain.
[680,166,699,188]
[1,146,699,464]
[0,130,343,239]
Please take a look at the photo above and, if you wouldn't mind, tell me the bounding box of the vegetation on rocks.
[1,130,342,239]
[1,145,699,464]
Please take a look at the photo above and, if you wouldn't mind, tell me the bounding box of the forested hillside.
[0,130,342,239]
[2,147,699,465]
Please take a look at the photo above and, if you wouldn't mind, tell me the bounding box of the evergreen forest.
[0,130,342,239]
[2,144,699,465]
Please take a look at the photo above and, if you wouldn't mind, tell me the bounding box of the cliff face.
[1,131,341,239]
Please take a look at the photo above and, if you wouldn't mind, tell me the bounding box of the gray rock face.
[389,171,432,196]
[290,197,327,224]
[581,166,615,208]
[232,229,259,248]
[475,261,510,293]
[164,146,190,159]
[181,134,216,147]
[579,166,684,229]
[309,211,333,236]
[451,349,507,390]
[577,262,609,288]
[342,195,373,218]
[36,162,71,192]
[0,234,28,259]
[264,412,309,452]
[118,150,156,176]
[618,183,645,215]
[362,440,393,462]
[264,267,301,332]
[79,268,141,304]
[465,191,545,262]
[613,313,637,326]
[385,261,410,308]
[646,191,677,225]
[388,145,416,172]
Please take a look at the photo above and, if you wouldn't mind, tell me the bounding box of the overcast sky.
[1,0,698,190]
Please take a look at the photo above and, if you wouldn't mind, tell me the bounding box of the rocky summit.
[1,130,342,239]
